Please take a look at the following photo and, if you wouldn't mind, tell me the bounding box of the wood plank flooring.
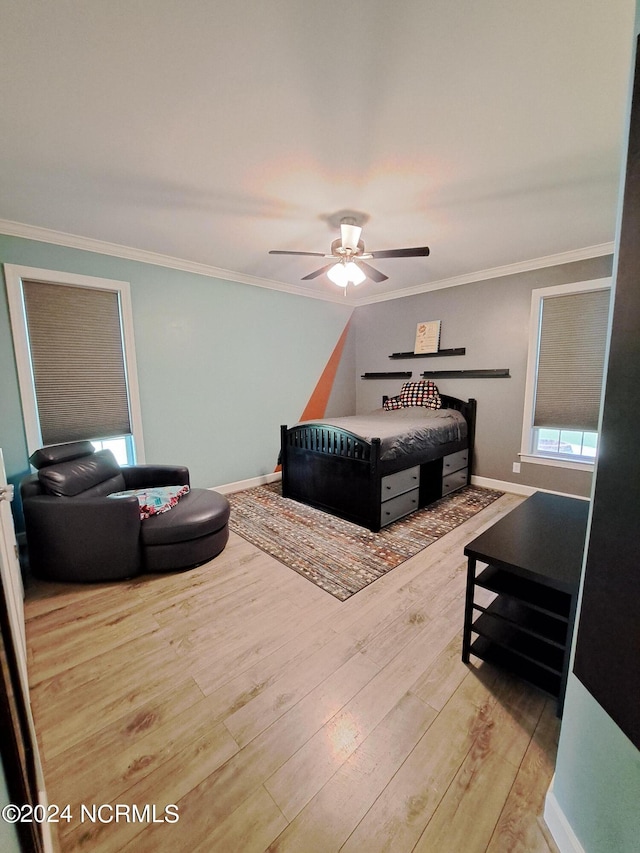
[24,492,560,853]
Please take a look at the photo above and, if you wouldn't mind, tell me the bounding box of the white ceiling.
[0,1,635,305]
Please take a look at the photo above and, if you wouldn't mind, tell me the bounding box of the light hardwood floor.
[24,492,560,853]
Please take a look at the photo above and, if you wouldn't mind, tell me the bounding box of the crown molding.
[0,219,357,305]
[0,218,612,307]
[350,242,615,305]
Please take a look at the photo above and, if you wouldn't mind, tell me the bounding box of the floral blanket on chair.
[108,484,190,519]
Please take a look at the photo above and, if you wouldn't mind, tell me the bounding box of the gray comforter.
[298,406,467,462]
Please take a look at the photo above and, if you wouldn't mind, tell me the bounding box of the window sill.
[519,454,595,473]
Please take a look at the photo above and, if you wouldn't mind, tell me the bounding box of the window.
[4,265,145,463]
[521,278,611,469]
[91,437,134,467]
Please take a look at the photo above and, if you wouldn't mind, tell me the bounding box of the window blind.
[22,280,132,445]
[533,289,610,432]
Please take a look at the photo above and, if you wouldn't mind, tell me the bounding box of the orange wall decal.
[275,317,352,472]
[298,317,352,422]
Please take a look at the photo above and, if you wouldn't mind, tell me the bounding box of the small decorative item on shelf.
[414,320,441,354]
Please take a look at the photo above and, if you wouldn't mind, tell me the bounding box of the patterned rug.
[227,482,504,601]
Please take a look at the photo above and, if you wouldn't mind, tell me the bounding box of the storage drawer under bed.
[442,467,468,495]
[380,465,420,501]
[442,448,469,475]
[381,488,420,526]
[442,468,467,497]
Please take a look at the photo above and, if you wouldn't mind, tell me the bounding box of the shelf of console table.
[462,491,589,715]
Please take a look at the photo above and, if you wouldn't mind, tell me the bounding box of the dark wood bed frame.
[280,395,477,532]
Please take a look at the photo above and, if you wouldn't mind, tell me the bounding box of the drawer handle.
[386,485,391,490]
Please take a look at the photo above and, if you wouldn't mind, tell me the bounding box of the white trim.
[471,474,589,501]
[519,277,612,464]
[3,264,146,461]
[5,273,40,453]
[211,470,282,495]
[544,779,586,853]
[0,218,613,306]
[353,243,614,305]
[116,282,146,462]
[0,219,354,305]
[471,475,536,496]
[519,454,595,473]
[215,471,588,502]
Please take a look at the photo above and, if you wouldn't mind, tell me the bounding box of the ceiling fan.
[269,217,430,288]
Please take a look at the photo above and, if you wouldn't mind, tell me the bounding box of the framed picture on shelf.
[414,320,441,354]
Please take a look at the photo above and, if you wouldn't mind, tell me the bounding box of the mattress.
[297,406,468,463]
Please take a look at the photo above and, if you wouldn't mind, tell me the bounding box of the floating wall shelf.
[361,371,412,380]
[389,348,466,359]
[421,369,511,379]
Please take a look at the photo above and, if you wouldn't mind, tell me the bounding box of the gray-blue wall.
[0,234,355,509]
[354,256,613,497]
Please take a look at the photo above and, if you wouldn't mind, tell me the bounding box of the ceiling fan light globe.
[345,261,366,285]
[327,262,349,287]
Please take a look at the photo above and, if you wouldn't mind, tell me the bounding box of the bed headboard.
[381,393,475,424]
[381,393,477,467]
[439,394,476,426]
[440,395,476,475]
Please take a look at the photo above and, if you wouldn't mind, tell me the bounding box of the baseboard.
[544,778,586,853]
[212,471,282,495]
[215,471,585,500]
[471,475,589,501]
[471,475,536,495]
[40,789,55,853]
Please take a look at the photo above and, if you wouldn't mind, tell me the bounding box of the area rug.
[227,482,504,601]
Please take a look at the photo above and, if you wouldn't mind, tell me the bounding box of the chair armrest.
[23,495,142,582]
[121,465,190,490]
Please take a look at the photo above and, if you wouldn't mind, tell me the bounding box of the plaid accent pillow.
[421,394,442,410]
[383,395,403,410]
[399,380,442,409]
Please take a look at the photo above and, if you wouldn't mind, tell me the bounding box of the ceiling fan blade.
[301,264,335,281]
[269,250,326,256]
[357,261,389,283]
[370,246,430,259]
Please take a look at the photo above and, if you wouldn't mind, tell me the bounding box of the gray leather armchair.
[21,441,230,582]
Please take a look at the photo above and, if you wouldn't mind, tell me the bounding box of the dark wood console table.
[462,491,589,714]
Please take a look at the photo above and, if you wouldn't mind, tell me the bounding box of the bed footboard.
[280,396,477,532]
[283,423,375,461]
[281,424,382,529]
